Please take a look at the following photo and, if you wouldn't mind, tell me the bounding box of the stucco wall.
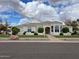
[18,21,64,35]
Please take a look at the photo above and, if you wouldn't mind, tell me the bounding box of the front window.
[60,26,63,32]
[55,25,59,32]
[28,29,31,32]
[51,26,53,32]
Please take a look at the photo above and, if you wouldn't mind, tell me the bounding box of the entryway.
[45,27,50,34]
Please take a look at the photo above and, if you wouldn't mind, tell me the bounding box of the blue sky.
[0,9,22,25]
[0,0,79,26]
[0,0,33,26]
[0,0,52,26]
[20,0,32,3]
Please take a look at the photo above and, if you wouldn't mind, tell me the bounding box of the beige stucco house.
[17,20,72,35]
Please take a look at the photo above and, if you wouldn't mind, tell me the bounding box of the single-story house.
[17,20,73,35]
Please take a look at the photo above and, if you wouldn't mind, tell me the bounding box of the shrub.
[38,27,44,33]
[34,32,38,35]
[61,27,69,33]
[31,31,34,33]
[23,31,27,35]
[73,27,79,31]
[71,31,77,35]
[60,33,63,36]
[12,27,20,35]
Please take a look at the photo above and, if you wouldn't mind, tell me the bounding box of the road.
[0,42,79,59]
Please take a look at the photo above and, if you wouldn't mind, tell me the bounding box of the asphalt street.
[0,42,79,59]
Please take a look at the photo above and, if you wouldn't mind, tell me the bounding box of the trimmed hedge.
[60,33,63,36]
[34,32,38,35]
[61,27,69,33]
[38,27,44,33]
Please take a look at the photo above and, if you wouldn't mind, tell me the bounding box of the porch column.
[43,26,45,35]
[44,27,46,37]
[50,26,51,34]
[53,25,55,34]
[59,25,61,33]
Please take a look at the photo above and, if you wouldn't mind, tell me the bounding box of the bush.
[71,31,77,35]
[38,27,44,33]
[12,27,20,35]
[31,31,34,33]
[60,33,63,36]
[61,27,69,33]
[73,27,79,31]
[34,32,38,35]
[23,31,27,35]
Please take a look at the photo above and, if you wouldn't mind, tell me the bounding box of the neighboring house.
[17,20,73,35]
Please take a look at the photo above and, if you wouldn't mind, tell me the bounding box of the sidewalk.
[0,37,79,42]
[59,38,79,41]
[0,40,79,43]
[0,37,49,41]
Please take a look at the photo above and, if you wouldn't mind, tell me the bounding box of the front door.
[45,27,50,34]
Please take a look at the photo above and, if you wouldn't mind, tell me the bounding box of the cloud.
[0,5,10,13]
[33,0,79,6]
[22,1,60,22]
[0,0,68,24]
[0,14,10,19]
[10,23,18,26]
[1,0,79,25]
[44,0,79,5]
[0,0,25,15]
[18,18,30,25]
[19,0,26,7]
[60,3,79,20]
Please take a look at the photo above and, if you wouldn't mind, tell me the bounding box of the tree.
[65,20,78,26]
[0,24,7,31]
[0,24,7,34]
[38,27,44,33]
[65,20,72,26]
[61,27,69,33]
[65,20,78,31]
[73,27,79,31]
[71,21,78,27]
[11,27,20,35]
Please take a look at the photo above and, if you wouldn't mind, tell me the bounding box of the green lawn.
[54,35,79,38]
[19,35,47,38]
[0,34,10,38]
[0,34,47,38]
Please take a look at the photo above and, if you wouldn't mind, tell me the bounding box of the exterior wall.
[43,23,63,35]
[18,26,37,35]
[69,26,73,33]
[18,26,28,35]
[43,23,51,35]
[18,21,64,35]
[31,27,36,32]
[50,24,62,35]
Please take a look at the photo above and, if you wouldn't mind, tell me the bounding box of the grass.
[0,34,10,38]
[19,35,47,38]
[0,34,47,38]
[54,35,79,38]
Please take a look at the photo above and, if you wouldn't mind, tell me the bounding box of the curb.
[0,40,79,43]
